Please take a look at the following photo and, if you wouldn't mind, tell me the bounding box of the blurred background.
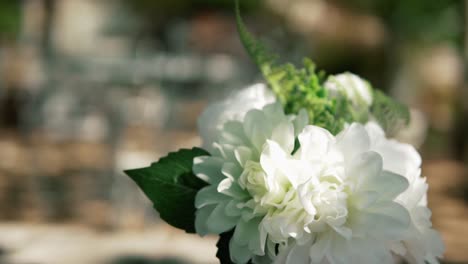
[0,0,466,263]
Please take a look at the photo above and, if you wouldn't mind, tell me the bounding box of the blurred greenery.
[335,0,464,46]
[0,1,20,39]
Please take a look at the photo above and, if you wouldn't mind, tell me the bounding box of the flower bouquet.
[124,2,444,263]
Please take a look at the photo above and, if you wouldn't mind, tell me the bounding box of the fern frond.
[371,90,411,136]
[237,0,411,136]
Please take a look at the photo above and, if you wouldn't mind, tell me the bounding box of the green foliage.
[236,0,410,136]
[335,0,463,45]
[270,59,357,135]
[371,89,410,137]
[235,2,276,79]
[124,148,209,233]
[0,1,20,39]
[235,1,363,134]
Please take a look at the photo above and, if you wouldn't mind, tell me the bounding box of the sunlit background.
[0,0,466,263]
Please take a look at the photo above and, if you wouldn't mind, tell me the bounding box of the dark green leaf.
[216,229,254,264]
[124,147,210,233]
[216,230,235,264]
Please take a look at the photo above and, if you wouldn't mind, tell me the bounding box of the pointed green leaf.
[124,147,210,233]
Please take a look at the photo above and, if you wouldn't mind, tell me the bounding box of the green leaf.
[216,230,235,264]
[371,89,411,136]
[124,147,210,233]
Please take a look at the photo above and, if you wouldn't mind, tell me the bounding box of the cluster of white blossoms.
[194,76,444,264]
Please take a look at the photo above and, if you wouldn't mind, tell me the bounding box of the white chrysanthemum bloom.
[194,102,308,263]
[198,83,275,151]
[261,123,412,264]
[324,72,373,107]
[365,122,444,264]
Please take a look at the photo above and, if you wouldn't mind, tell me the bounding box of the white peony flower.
[194,100,442,263]
[198,83,276,151]
[365,122,444,264]
[194,102,308,263]
[260,123,411,264]
[324,72,373,107]
[264,123,443,264]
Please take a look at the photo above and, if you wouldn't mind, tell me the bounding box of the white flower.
[261,123,411,264]
[194,100,442,263]
[324,72,373,106]
[365,122,444,264]
[194,102,308,263]
[198,83,275,151]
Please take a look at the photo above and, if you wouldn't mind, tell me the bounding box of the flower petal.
[230,239,253,264]
[193,156,224,184]
[195,204,216,236]
[309,232,332,263]
[233,218,259,246]
[285,242,311,264]
[220,121,249,146]
[349,152,409,201]
[224,200,242,217]
[262,102,286,125]
[350,201,411,240]
[243,109,272,151]
[373,170,409,200]
[198,83,275,150]
[260,140,288,177]
[336,123,370,162]
[206,203,239,234]
[293,109,309,137]
[235,146,254,167]
[297,125,334,161]
[347,151,383,188]
[195,185,229,208]
[271,120,295,154]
